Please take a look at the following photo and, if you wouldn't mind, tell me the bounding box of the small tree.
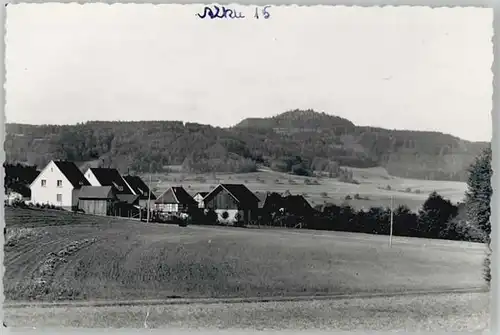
[465,148,492,285]
[417,191,458,239]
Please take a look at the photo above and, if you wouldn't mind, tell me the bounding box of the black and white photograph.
[2,3,494,332]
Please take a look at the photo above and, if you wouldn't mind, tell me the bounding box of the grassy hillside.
[5,110,488,182]
[146,167,467,212]
[4,207,485,302]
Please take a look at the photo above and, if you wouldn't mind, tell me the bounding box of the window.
[41,179,47,187]
[57,180,63,187]
[56,194,62,202]
[165,204,177,212]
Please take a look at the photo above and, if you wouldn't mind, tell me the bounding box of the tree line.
[6,109,486,181]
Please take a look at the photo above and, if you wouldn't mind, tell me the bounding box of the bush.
[320,192,328,198]
[345,195,352,200]
[11,198,27,208]
[221,211,229,220]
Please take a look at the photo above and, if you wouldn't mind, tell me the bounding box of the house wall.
[205,188,239,210]
[215,209,244,225]
[193,195,206,208]
[79,199,110,216]
[72,189,82,210]
[156,203,179,213]
[30,161,75,210]
[84,169,102,186]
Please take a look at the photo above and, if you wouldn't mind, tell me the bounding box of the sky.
[5,4,493,142]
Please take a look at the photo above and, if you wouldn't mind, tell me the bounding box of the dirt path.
[4,292,490,332]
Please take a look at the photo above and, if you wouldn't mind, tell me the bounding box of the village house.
[84,168,135,194]
[84,167,140,217]
[193,191,208,208]
[78,186,116,216]
[123,175,157,209]
[155,186,197,215]
[30,160,91,210]
[203,184,260,225]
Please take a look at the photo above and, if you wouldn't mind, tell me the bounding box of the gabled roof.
[255,191,270,208]
[194,192,209,198]
[53,161,90,188]
[283,195,313,212]
[155,186,197,205]
[123,175,157,200]
[79,186,115,200]
[88,168,133,194]
[204,184,260,205]
[116,194,140,205]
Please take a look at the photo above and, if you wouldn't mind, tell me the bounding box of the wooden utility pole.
[146,168,152,223]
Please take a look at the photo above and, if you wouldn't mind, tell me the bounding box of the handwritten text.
[197,5,271,20]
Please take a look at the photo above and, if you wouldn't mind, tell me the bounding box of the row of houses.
[24,160,312,225]
[28,160,156,219]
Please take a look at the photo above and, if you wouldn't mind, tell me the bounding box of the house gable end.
[30,161,74,190]
[155,188,179,204]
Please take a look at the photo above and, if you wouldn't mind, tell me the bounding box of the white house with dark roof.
[29,160,90,210]
[84,167,135,194]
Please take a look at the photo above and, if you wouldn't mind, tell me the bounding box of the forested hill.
[5,109,488,182]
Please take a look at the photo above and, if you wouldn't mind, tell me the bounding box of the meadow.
[146,166,468,212]
[4,206,485,303]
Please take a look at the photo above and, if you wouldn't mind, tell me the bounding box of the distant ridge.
[5,109,489,182]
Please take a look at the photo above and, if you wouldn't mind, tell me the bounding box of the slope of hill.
[4,207,485,302]
[5,110,488,181]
